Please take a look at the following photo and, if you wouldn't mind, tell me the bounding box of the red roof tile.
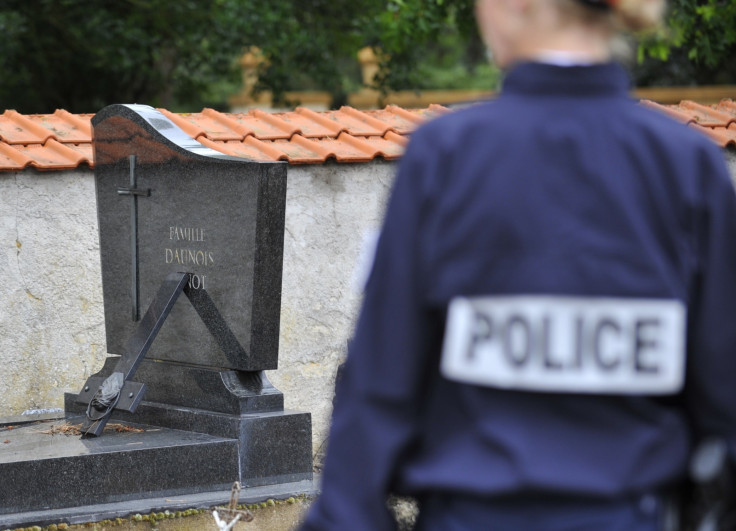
[642,99,736,148]
[0,141,32,170]
[0,105,448,172]
[0,101,732,172]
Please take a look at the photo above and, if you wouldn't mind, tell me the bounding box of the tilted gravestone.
[0,104,312,523]
[94,108,284,374]
[79,102,313,480]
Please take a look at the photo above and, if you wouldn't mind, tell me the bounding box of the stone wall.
[272,161,394,454]
[726,150,736,179]
[0,161,395,454]
[0,170,107,415]
[2,148,735,455]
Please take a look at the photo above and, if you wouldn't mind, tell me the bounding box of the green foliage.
[372,0,480,92]
[0,0,490,113]
[237,0,377,107]
[405,15,499,92]
[242,0,490,104]
[3,0,732,114]
[0,0,248,112]
[638,0,736,84]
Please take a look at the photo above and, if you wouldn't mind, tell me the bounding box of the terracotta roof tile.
[170,108,253,141]
[640,100,696,125]
[366,106,428,133]
[248,109,305,138]
[158,109,210,140]
[0,141,33,170]
[196,137,275,162]
[226,111,298,140]
[301,136,373,163]
[642,99,736,148]
[30,110,93,142]
[384,130,409,147]
[57,142,95,162]
[293,107,346,137]
[0,110,93,146]
[0,110,55,144]
[678,101,736,127]
[720,100,736,117]
[287,134,337,161]
[13,139,92,171]
[691,122,736,148]
[0,101,732,173]
[240,135,292,161]
[269,137,333,164]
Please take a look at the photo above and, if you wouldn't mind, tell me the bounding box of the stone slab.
[65,396,314,488]
[0,477,317,529]
[93,104,287,371]
[0,411,65,427]
[0,417,239,516]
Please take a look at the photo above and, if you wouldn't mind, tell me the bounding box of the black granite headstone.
[79,103,311,476]
[94,104,284,371]
[0,105,312,525]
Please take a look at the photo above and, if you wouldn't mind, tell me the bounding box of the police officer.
[300,0,736,529]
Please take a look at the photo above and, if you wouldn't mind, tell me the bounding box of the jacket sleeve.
[300,134,437,530]
[686,147,736,460]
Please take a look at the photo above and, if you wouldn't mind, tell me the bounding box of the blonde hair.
[562,0,666,32]
[612,0,666,32]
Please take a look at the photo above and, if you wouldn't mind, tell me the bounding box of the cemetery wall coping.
[0,101,734,173]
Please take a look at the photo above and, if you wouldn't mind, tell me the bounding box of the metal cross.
[116,155,150,321]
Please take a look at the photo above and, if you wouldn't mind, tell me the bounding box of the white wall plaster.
[0,169,106,415]
[270,161,394,450]
[725,148,736,186]
[0,162,394,454]
[3,147,734,455]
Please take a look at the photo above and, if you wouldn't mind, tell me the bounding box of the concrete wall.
[726,150,736,178]
[272,162,393,453]
[2,148,736,454]
[0,170,107,414]
[0,161,394,454]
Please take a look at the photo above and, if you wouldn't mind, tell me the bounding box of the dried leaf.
[111,424,144,433]
[37,422,145,436]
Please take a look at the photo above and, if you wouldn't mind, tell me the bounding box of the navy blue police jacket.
[300,62,736,530]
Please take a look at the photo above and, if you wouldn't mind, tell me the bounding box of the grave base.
[65,393,314,488]
[1,479,316,529]
[64,357,314,487]
[0,409,314,528]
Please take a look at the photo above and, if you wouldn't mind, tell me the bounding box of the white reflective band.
[441,295,686,394]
